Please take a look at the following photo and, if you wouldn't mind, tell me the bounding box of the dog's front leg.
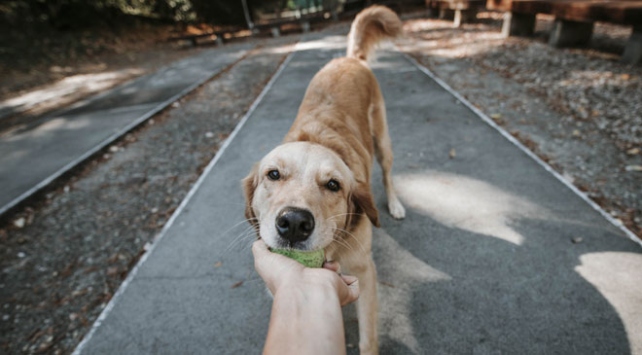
[352,256,379,355]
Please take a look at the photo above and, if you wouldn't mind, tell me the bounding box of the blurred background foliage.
[0,0,356,84]
[0,0,348,30]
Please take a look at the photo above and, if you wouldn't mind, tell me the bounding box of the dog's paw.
[388,199,406,219]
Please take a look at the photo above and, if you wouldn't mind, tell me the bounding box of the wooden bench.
[253,11,327,37]
[487,0,642,63]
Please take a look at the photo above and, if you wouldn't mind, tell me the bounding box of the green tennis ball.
[271,248,325,268]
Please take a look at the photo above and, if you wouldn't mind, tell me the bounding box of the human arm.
[252,240,359,355]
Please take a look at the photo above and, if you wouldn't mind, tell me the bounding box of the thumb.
[338,274,359,306]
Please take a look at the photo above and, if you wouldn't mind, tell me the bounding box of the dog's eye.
[267,170,280,181]
[326,179,340,192]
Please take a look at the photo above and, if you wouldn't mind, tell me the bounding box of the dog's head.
[243,141,379,251]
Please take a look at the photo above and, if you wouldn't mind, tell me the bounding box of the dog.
[243,6,405,354]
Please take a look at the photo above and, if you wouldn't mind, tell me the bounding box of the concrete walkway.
[74,34,642,354]
[0,43,252,216]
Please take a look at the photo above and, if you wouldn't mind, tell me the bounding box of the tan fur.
[243,6,404,354]
[347,5,403,61]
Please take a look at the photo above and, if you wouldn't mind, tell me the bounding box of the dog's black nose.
[275,207,315,243]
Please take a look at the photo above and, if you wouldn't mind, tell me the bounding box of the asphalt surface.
[0,43,252,216]
[73,33,642,354]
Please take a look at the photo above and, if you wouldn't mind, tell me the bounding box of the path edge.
[71,47,297,355]
[0,47,251,217]
[400,51,641,248]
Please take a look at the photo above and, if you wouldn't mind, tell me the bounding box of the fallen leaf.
[379,280,396,288]
[231,281,244,289]
[214,261,222,268]
[107,266,120,277]
[13,217,26,228]
[626,148,639,155]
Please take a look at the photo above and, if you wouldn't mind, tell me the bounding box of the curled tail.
[347,5,402,62]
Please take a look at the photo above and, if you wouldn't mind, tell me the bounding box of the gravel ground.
[0,36,296,354]
[1,9,641,355]
[397,12,642,240]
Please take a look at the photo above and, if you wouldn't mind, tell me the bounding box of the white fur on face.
[251,142,355,251]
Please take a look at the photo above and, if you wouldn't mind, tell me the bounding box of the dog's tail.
[346,5,402,62]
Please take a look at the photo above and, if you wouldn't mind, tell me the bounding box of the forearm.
[264,284,347,355]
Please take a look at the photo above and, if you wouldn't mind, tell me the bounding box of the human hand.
[252,239,359,306]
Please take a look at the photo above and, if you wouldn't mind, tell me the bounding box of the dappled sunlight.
[400,17,506,59]
[0,69,144,119]
[265,36,347,54]
[374,228,451,352]
[404,18,458,33]
[294,35,346,51]
[575,252,642,354]
[6,117,92,142]
[264,43,300,54]
[37,117,91,135]
[399,32,505,59]
[394,171,548,245]
[558,70,636,90]
[2,147,28,162]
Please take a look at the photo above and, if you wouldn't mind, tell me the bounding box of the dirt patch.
[0,36,297,354]
[397,13,641,240]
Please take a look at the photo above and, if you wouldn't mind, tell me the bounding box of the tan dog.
[243,6,404,354]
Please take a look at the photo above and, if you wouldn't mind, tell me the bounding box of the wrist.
[275,270,340,301]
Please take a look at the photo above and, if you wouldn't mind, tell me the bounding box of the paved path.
[0,44,252,216]
[74,34,642,354]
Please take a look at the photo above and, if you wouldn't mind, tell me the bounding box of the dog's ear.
[350,182,380,228]
[242,164,259,230]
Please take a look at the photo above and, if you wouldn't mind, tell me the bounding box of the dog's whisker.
[341,230,368,256]
[219,218,259,238]
[225,227,260,252]
[335,227,368,256]
[331,234,355,254]
[225,223,257,242]
[326,212,361,222]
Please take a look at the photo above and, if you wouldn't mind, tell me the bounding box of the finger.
[252,240,272,283]
[252,239,269,257]
[322,260,340,273]
[252,239,272,270]
[339,278,360,306]
[340,274,358,286]
[252,240,305,294]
